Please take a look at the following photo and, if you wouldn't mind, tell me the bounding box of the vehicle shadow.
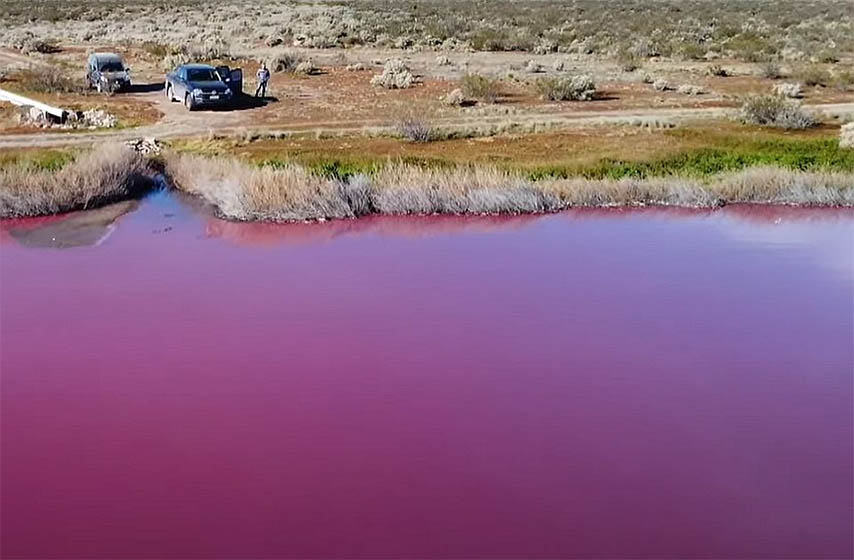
[128,82,165,94]
[203,94,279,112]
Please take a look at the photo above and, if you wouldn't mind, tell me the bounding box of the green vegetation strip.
[254,136,854,182]
[529,138,854,181]
[0,149,75,172]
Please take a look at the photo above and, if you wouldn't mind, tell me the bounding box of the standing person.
[255,63,270,98]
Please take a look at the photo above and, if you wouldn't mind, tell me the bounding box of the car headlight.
[192,88,202,96]
[224,89,232,96]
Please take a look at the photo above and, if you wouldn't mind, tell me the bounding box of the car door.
[87,57,96,86]
[178,67,189,98]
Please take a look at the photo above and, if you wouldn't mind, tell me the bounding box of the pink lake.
[1,192,853,558]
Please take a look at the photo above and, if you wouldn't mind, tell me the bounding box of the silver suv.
[86,53,131,93]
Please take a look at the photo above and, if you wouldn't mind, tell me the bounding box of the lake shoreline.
[2,143,853,221]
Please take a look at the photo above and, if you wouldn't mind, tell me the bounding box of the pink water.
[2,192,853,559]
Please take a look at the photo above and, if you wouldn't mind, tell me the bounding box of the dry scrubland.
[1,0,853,138]
[2,0,852,64]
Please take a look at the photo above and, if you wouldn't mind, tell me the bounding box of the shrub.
[652,78,670,91]
[268,51,303,73]
[21,38,61,55]
[773,82,803,98]
[833,70,854,90]
[442,88,467,106]
[796,65,832,87]
[16,66,83,94]
[460,73,501,103]
[162,52,190,72]
[739,95,817,129]
[525,60,544,73]
[395,117,434,142]
[535,75,596,101]
[294,60,318,75]
[759,61,784,79]
[187,38,231,61]
[346,62,366,72]
[677,84,704,95]
[616,49,640,72]
[370,59,415,89]
[435,55,452,66]
[706,64,729,77]
[841,123,854,149]
[265,35,284,47]
[815,50,840,64]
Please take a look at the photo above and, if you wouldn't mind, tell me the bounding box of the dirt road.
[2,89,853,149]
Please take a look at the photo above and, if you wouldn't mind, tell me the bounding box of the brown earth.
[2,45,852,149]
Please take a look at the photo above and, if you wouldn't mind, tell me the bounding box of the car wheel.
[184,93,194,111]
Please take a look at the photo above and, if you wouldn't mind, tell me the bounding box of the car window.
[187,68,219,82]
[99,61,124,72]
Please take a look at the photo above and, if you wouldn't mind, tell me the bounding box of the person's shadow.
[230,94,279,110]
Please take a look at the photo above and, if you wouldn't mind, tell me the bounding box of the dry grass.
[15,65,84,94]
[167,153,354,221]
[166,153,854,222]
[0,144,152,217]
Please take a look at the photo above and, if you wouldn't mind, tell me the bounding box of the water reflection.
[0,201,139,249]
[203,213,545,247]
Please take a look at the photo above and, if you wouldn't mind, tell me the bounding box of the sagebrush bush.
[187,38,231,61]
[833,70,854,90]
[21,37,60,55]
[395,118,434,142]
[706,64,729,77]
[268,51,303,73]
[677,84,703,95]
[739,95,817,129]
[525,60,544,73]
[162,52,190,72]
[442,88,467,106]
[294,60,318,75]
[460,73,502,103]
[535,75,596,101]
[616,49,640,72]
[796,65,832,87]
[773,82,803,98]
[759,61,784,79]
[370,59,414,89]
[840,123,854,149]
